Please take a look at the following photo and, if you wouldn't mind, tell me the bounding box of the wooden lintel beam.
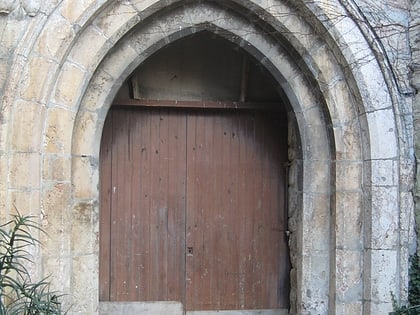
[112,98,282,110]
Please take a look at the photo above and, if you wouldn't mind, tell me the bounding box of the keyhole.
[187,247,193,256]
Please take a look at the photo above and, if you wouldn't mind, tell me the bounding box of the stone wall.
[0,1,417,314]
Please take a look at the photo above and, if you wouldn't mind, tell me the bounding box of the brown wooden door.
[99,107,289,311]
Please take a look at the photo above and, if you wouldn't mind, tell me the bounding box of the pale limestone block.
[370,159,398,186]
[41,256,72,303]
[336,161,363,192]
[10,100,44,152]
[371,186,399,249]
[336,191,363,250]
[288,74,318,111]
[129,19,170,56]
[185,2,225,26]
[302,193,329,248]
[100,302,184,315]
[332,15,371,63]
[44,107,75,154]
[336,249,363,302]
[34,14,74,60]
[341,122,362,160]
[40,182,71,254]
[300,253,329,313]
[303,160,330,193]
[59,0,94,23]
[72,110,99,156]
[52,62,86,108]
[0,154,7,191]
[10,189,40,216]
[68,25,109,71]
[0,189,7,221]
[398,245,410,302]
[130,0,159,12]
[19,56,56,101]
[364,109,398,160]
[93,0,139,42]
[72,156,98,199]
[70,254,99,314]
[364,301,394,315]
[282,12,319,53]
[301,105,328,129]
[333,124,362,161]
[9,152,41,189]
[302,125,330,161]
[42,154,71,181]
[356,63,392,113]
[100,41,139,80]
[366,249,398,303]
[326,80,358,125]
[309,43,343,87]
[0,17,28,55]
[0,60,7,95]
[335,301,363,315]
[399,191,416,247]
[80,69,115,113]
[302,194,330,251]
[71,201,97,255]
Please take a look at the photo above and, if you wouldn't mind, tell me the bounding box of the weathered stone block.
[10,100,44,152]
[44,107,75,154]
[99,301,183,315]
[336,249,363,302]
[59,0,95,23]
[72,110,99,156]
[68,25,109,72]
[336,191,363,250]
[9,152,41,189]
[365,249,398,303]
[20,56,56,101]
[335,301,363,315]
[70,254,99,314]
[52,61,86,108]
[42,154,71,181]
[34,14,75,61]
[72,155,98,199]
[336,161,363,192]
[371,186,399,249]
[93,1,139,43]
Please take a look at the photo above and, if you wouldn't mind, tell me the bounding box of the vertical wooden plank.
[166,109,187,302]
[238,111,256,309]
[144,108,187,302]
[130,109,150,301]
[109,109,133,300]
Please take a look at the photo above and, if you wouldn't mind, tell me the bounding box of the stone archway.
[0,0,410,314]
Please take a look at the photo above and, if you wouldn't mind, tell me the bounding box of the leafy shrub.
[0,211,66,314]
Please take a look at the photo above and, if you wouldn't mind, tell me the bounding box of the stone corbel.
[0,0,41,17]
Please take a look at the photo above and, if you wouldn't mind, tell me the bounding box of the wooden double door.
[99,106,289,312]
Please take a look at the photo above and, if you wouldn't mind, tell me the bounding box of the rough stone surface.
[0,1,416,314]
